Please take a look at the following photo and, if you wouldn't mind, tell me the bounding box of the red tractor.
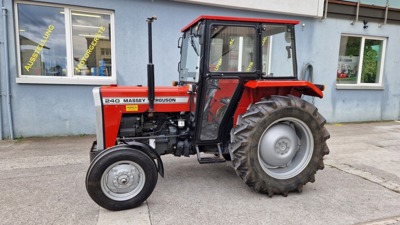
[86,15,330,211]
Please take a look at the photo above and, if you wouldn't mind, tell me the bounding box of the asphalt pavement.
[0,122,400,225]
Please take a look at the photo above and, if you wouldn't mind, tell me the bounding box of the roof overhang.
[181,15,299,32]
[174,0,324,19]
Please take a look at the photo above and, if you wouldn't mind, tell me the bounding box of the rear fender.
[232,80,325,127]
[244,80,324,98]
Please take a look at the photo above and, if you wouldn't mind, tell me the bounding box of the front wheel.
[86,146,158,211]
[229,95,330,196]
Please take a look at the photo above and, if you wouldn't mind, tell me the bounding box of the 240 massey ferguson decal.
[103,97,189,105]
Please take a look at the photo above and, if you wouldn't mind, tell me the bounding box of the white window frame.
[14,1,116,85]
[336,34,386,90]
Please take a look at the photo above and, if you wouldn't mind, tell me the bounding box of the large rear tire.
[86,146,158,211]
[229,95,330,196]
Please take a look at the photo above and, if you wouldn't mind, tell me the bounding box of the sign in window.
[18,4,67,76]
[71,11,111,76]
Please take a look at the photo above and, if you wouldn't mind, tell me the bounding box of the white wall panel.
[174,0,325,18]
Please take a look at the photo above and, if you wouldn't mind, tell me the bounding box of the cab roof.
[181,15,299,32]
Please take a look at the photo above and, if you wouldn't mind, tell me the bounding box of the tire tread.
[229,95,330,196]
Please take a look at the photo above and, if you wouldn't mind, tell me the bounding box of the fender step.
[195,144,226,164]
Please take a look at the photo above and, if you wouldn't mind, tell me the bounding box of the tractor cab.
[178,16,300,150]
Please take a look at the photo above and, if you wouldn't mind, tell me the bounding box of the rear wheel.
[86,146,158,210]
[229,95,330,196]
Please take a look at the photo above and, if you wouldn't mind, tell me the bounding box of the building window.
[337,35,386,88]
[18,4,67,76]
[15,2,115,85]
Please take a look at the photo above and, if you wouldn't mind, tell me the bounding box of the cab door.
[194,22,260,144]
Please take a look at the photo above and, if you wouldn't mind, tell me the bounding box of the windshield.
[262,24,296,77]
[179,32,200,82]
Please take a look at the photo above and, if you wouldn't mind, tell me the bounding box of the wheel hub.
[257,117,314,180]
[275,138,291,155]
[259,123,300,168]
[106,164,141,194]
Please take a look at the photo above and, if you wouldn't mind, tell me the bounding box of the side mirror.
[178,36,183,49]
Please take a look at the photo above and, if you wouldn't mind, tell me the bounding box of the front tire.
[86,146,158,211]
[229,95,330,196]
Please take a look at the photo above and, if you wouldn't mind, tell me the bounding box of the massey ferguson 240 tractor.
[86,15,330,211]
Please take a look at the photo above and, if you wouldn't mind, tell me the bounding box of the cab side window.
[208,26,256,73]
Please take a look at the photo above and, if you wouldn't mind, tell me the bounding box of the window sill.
[336,84,384,90]
[16,76,117,85]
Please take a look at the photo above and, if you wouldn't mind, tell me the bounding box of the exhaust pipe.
[146,16,157,113]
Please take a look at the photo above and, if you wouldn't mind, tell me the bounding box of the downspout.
[2,1,14,140]
[0,2,3,140]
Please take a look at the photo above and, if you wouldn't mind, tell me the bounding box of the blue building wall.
[0,0,399,138]
[308,18,400,122]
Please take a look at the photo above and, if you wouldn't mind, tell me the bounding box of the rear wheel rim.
[258,117,314,180]
[101,160,145,201]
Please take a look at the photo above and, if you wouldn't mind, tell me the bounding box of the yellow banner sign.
[24,25,55,72]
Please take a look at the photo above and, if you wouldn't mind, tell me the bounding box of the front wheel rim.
[101,160,146,201]
[258,117,314,180]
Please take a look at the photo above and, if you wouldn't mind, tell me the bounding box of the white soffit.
[174,0,324,18]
